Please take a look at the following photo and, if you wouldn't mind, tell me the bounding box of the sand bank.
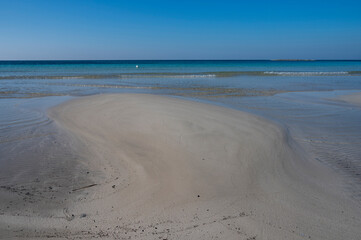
[338,91,361,106]
[1,94,360,239]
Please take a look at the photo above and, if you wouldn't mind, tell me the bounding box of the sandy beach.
[1,94,360,239]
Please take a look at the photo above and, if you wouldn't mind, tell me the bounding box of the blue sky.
[1,0,361,60]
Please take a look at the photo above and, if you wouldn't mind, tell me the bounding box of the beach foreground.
[1,94,360,239]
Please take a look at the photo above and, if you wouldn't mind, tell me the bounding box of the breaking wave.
[1,71,360,80]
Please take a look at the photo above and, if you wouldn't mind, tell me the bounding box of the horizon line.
[1,59,361,61]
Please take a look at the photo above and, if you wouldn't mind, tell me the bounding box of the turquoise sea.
[1,60,361,199]
[1,60,361,97]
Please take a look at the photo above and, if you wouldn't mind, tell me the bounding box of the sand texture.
[338,91,361,106]
[1,94,360,239]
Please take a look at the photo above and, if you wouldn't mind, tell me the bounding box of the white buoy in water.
[136,65,139,68]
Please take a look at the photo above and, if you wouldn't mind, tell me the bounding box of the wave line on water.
[1,71,361,80]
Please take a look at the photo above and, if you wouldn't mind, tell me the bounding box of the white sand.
[1,94,360,239]
[338,91,361,106]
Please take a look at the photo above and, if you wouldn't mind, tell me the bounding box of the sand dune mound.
[2,94,359,239]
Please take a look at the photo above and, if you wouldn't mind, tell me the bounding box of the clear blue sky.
[1,0,360,60]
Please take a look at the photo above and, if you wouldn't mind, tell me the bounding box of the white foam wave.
[264,71,349,76]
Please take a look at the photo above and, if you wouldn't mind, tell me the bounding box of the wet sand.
[1,94,360,239]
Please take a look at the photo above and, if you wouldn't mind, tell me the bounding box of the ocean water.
[1,60,361,199]
[1,60,361,98]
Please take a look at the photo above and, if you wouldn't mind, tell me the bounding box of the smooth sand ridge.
[3,94,360,239]
[338,91,361,106]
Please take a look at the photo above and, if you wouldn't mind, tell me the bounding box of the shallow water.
[201,91,361,199]
[1,60,361,200]
[0,97,76,184]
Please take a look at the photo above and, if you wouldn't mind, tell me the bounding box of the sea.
[1,60,361,199]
